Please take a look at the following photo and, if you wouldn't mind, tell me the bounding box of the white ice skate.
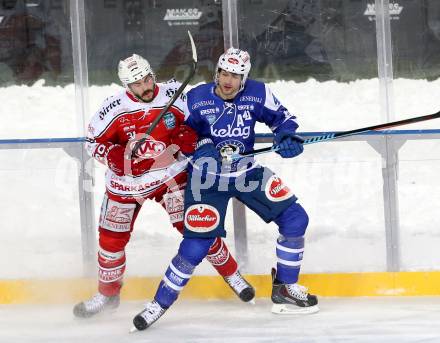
[73,293,120,318]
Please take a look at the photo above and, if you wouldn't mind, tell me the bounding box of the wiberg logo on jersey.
[163,8,202,26]
[364,2,403,21]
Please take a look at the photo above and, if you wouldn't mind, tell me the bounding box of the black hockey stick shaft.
[131,31,197,158]
[240,110,440,157]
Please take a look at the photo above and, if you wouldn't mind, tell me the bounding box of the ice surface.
[1,297,440,343]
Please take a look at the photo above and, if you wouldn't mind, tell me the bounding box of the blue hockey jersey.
[185,79,299,174]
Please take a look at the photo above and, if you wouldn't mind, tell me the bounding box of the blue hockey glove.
[274,132,304,158]
[192,138,221,176]
[193,138,221,160]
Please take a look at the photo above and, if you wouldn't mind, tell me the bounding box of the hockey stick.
[131,30,198,158]
[236,110,440,159]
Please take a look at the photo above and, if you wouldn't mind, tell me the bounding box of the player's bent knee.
[99,228,131,252]
[178,237,216,266]
[275,202,309,237]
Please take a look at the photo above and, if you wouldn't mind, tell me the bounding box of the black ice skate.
[271,268,319,314]
[73,293,120,318]
[132,300,167,331]
[223,270,256,302]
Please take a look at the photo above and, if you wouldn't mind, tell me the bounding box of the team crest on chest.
[217,140,244,161]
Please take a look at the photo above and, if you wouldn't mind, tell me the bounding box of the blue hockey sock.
[154,237,214,308]
[154,254,195,309]
[275,235,304,284]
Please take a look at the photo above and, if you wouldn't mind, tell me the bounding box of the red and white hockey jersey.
[86,80,195,199]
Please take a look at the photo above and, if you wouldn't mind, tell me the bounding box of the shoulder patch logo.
[163,112,176,129]
[206,114,216,124]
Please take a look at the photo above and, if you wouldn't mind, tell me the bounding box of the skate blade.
[271,304,319,315]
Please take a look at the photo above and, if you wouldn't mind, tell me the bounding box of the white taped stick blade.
[187,30,197,62]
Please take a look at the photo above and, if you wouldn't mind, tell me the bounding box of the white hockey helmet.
[118,54,155,87]
[215,47,251,91]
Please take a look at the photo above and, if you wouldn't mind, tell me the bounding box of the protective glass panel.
[0,0,77,139]
[238,0,379,82]
[390,1,440,272]
[391,1,440,128]
[0,147,83,279]
[389,0,440,80]
[237,1,386,273]
[85,0,223,86]
[237,0,382,132]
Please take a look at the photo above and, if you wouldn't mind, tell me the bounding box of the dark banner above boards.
[0,0,439,85]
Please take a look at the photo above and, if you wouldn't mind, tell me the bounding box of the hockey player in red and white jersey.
[73,54,255,318]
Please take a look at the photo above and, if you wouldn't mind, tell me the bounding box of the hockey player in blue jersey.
[132,47,318,330]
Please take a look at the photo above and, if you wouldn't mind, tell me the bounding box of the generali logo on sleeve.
[184,204,220,232]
